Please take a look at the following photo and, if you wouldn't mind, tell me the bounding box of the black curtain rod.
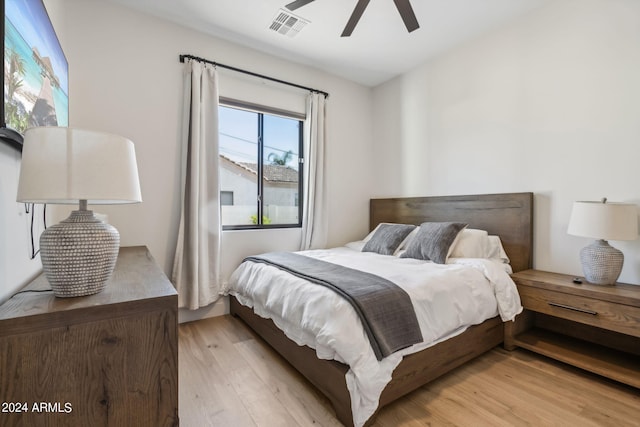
[179,54,329,98]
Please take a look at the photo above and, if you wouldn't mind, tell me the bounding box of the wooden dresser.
[0,246,178,426]
[506,269,640,388]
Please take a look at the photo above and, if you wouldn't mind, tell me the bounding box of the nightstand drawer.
[518,286,640,337]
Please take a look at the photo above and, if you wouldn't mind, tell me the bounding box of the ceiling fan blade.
[285,0,315,11]
[341,0,371,37]
[393,0,420,32]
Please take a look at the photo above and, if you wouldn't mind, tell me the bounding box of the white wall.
[0,143,44,303]
[54,0,373,317]
[372,0,640,284]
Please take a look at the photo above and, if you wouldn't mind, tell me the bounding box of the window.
[220,191,234,206]
[219,102,303,229]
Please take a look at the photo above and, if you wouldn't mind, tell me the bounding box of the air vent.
[269,9,309,37]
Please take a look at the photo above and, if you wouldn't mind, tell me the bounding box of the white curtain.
[172,59,222,309]
[300,93,328,250]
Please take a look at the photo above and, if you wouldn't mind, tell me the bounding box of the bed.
[227,192,533,426]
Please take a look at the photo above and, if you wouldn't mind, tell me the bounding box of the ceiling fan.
[284,0,420,37]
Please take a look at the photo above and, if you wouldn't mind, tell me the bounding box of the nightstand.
[505,269,640,388]
[0,246,178,426]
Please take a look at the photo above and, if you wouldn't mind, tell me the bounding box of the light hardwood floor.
[179,316,640,427]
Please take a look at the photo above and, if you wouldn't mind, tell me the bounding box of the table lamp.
[567,198,638,285]
[16,127,142,297]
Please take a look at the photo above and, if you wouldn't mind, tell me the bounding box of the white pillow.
[487,235,510,264]
[447,228,489,259]
[345,240,366,251]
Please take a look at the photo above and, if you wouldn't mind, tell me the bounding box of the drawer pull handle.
[548,302,597,315]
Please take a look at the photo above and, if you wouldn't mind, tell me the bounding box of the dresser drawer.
[518,286,640,337]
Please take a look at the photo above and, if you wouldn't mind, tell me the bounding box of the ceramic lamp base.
[40,209,120,297]
[579,239,623,285]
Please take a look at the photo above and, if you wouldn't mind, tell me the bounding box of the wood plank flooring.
[179,316,640,426]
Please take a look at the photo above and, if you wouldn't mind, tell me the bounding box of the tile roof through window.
[220,155,298,183]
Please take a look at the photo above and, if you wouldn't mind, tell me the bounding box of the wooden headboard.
[370,192,533,272]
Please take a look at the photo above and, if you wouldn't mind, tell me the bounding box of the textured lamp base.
[580,239,623,285]
[40,210,120,297]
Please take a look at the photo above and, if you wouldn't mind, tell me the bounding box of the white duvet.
[224,246,522,427]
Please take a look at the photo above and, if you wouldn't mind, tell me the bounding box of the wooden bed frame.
[230,192,533,426]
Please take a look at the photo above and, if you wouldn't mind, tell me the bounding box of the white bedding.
[223,246,522,427]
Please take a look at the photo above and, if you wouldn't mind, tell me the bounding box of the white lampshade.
[17,127,142,204]
[15,127,142,298]
[568,201,638,241]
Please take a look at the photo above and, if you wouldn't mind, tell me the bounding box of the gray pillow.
[362,223,416,256]
[400,222,467,264]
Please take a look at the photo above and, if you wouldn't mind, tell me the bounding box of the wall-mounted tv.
[1,0,68,151]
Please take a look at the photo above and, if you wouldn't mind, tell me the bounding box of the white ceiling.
[104,0,549,86]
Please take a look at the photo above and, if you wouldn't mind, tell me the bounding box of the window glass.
[262,114,300,225]
[220,191,234,206]
[219,104,303,229]
[219,107,258,226]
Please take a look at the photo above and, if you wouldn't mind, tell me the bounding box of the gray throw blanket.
[244,252,423,360]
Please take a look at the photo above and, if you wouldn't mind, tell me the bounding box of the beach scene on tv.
[4,0,68,133]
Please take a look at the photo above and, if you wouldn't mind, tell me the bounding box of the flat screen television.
[1,0,68,151]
